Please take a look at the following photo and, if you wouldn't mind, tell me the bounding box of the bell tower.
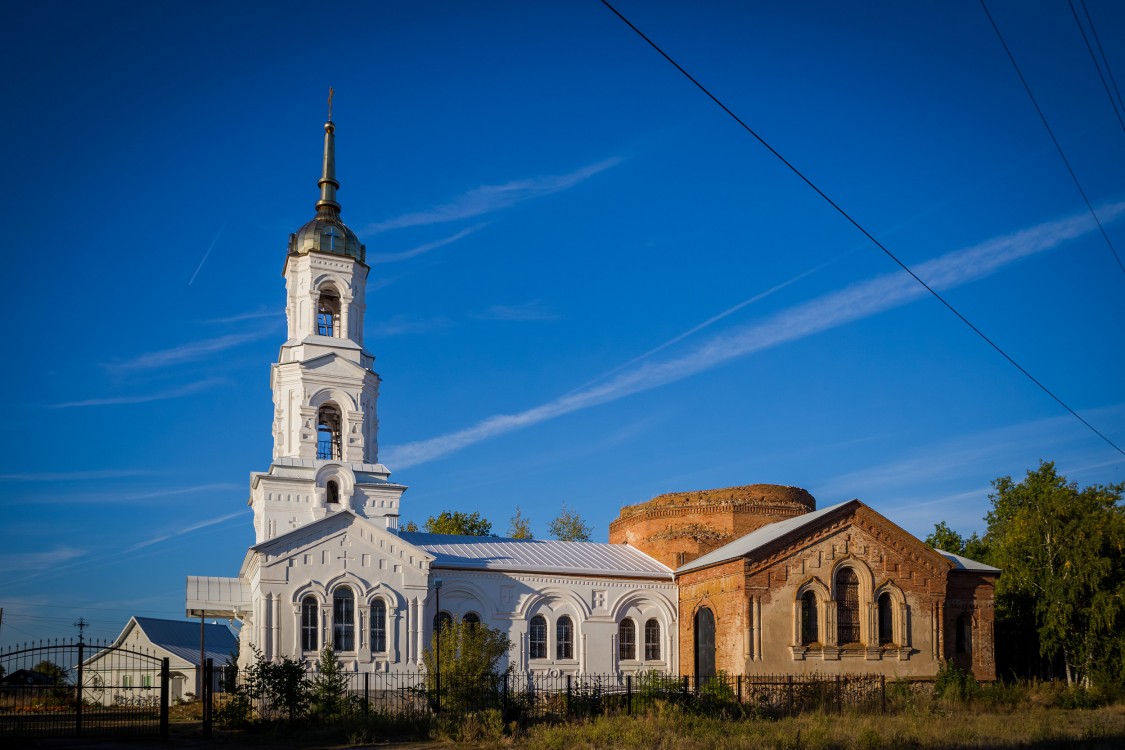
[248,100,405,543]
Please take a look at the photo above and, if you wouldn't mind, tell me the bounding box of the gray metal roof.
[134,617,238,667]
[676,501,855,573]
[935,549,1001,573]
[398,532,673,580]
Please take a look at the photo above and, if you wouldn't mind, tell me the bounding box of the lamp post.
[433,579,443,714]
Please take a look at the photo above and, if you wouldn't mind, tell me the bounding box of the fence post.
[626,675,633,716]
[787,674,793,715]
[682,675,689,701]
[503,672,509,716]
[880,674,886,714]
[836,674,841,713]
[737,674,742,705]
[160,657,170,739]
[363,672,370,718]
[75,641,84,737]
[566,674,572,718]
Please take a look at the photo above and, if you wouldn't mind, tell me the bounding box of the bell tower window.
[316,404,342,460]
[326,480,339,504]
[317,289,341,337]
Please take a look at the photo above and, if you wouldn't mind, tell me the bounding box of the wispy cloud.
[472,299,560,322]
[48,378,226,409]
[383,202,1125,469]
[126,510,245,553]
[0,469,155,481]
[204,309,283,324]
[0,547,86,573]
[370,224,489,264]
[361,157,623,235]
[371,314,451,338]
[103,331,270,372]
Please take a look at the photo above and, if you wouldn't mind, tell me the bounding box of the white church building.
[185,113,678,676]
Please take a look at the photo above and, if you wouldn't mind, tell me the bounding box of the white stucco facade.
[186,114,676,677]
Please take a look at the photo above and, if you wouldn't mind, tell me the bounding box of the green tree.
[401,520,419,532]
[548,504,591,542]
[239,646,310,723]
[423,510,493,536]
[422,619,511,711]
[507,506,533,539]
[33,660,69,685]
[985,461,1125,687]
[309,645,350,719]
[924,521,990,562]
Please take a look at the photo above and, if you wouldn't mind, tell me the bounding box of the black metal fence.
[0,639,169,740]
[208,662,886,729]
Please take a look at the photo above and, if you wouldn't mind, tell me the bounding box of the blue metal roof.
[133,617,238,667]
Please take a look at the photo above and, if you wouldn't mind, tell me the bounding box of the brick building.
[611,486,998,680]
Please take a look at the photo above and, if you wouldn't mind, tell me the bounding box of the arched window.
[432,611,453,633]
[556,616,573,660]
[301,596,319,652]
[801,591,819,646]
[370,599,387,653]
[955,614,971,654]
[333,587,355,651]
[462,612,481,628]
[618,619,636,661]
[836,568,861,645]
[529,615,547,660]
[878,593,894,645]
[317,404,342,460]
[644,619,661,661]
[326,480,339,504]
[317,289,340,337]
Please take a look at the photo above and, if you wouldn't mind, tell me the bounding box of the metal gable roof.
[398,532,673,579]
[133,617,238,667]
[935,549,1001,573]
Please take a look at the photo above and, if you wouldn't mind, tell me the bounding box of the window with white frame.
[333,587,355,651]
[371,599,387,653]
[644,618,661,660]
[529,615,547,660]
[556,616,573,660]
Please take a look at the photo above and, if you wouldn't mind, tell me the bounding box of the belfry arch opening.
[317,288,341,337]
[316,404,342,460]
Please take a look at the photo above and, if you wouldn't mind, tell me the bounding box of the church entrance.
[694,606,716,678]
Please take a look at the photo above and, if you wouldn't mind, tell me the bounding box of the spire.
[316,87,340,217]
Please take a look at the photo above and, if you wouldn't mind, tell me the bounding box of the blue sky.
[1,0,1123,647]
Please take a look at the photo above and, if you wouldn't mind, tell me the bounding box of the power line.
[979,0,1125,279]
[1068,0,1125,135]
[597,0,1125,458]
[1079,0,1125,121]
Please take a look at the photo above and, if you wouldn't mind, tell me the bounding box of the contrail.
[189,222,227,285]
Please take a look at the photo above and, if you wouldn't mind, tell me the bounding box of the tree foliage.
[422,619,512,712]
[548,505,592,542]
[309,645,351,719]
[423,511,493,536]
[507,506,533,539]
[985,461,1124,687]
[32,660,69,685]
[924,521,990,562]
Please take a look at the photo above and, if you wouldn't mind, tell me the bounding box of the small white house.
[83,617,238,704]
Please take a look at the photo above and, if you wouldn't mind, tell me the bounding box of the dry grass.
[511,703,1125,750]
